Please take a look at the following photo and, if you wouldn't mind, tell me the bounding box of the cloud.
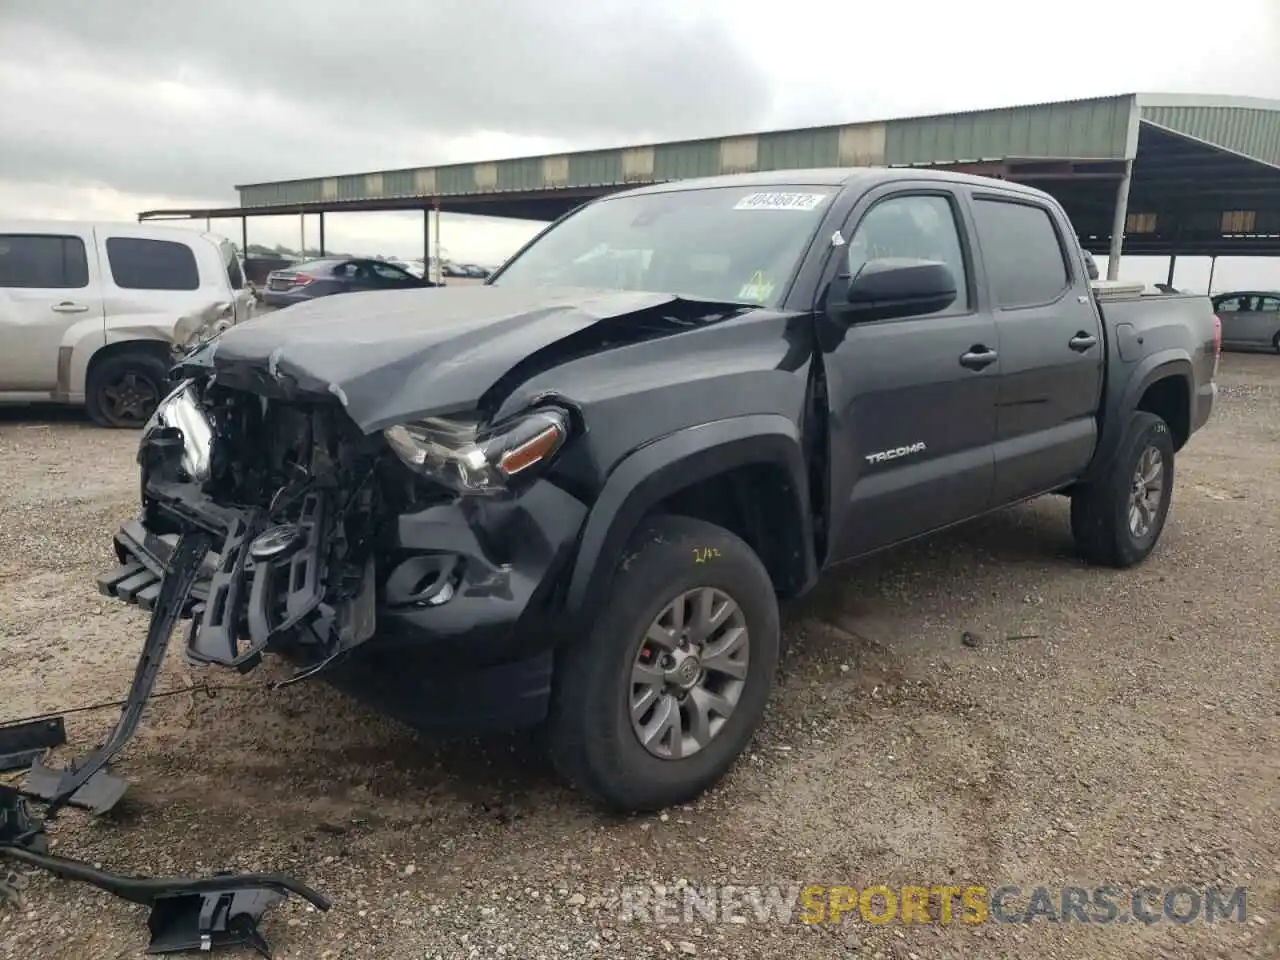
[2,0,1278,272]
[1,1,773,196]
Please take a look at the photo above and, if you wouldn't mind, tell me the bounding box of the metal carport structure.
[140,93,1280,283]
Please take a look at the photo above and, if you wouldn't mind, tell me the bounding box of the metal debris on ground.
[1,784,331,957]
[0,717,66,773]
[0,531,332,957]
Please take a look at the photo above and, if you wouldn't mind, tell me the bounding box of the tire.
[1271,331,1280,355]
[547,514,781,812]
[85,350,170,429]
[1070,411,1176,568]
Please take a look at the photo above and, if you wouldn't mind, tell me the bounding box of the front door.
[366,260,423,289]
[0,229,104,392]
[819,187,1000,563]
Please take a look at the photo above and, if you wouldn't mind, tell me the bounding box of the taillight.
[288,274,313,287]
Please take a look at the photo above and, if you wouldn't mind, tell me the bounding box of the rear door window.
[105,237,200,291]
[0,234,89,288]
[972,198,1071,308]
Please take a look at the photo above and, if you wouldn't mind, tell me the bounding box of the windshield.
[491,185,837,308]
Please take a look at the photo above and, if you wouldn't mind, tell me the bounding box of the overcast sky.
[3,0,1279,288]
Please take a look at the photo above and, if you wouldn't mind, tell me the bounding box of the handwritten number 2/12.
[692,547,722,564]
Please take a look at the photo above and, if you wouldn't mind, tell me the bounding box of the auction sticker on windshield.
[734,192,828,212]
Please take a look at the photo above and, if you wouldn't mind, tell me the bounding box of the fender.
[562,414,818,632]
[57,325,179,402]
[1085,350,1192,483]
[54,316,110,402]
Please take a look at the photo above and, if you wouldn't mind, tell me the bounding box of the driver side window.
[846,194,969,315]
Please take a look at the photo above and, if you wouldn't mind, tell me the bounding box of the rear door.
[0,229,104,391]
[967,192,1104,503]
[337,260,374,293]
[819,184,1000,562]
[1213,294,1257,347]
[98,229,213,336]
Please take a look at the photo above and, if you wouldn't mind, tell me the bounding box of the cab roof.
[613,166,1054,202]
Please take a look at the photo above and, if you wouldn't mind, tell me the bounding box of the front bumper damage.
[2,372,589,951]
[100,416,587,732]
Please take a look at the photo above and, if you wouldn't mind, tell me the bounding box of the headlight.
[383,406,570,496]
[140,380,213,483]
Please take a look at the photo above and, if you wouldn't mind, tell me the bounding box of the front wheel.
[1071,411,1176,567]
[548,515,780,812]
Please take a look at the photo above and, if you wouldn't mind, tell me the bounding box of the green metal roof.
[234,94,1148,209]
[226,93,1280,212]
[1137,94,1280,168]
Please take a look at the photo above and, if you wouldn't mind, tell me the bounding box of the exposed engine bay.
[127,379,443,675]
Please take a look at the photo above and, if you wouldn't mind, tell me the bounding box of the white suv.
[0,221,256,427]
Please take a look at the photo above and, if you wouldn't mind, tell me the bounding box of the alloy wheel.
[1128,445,1165,538]
[628,587,749,760]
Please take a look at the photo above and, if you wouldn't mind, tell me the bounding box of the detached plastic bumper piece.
[1,786,331,959]
[26,530,212,817]
[2,528,335,957]
[0,717,66,773]
[147,888,285,957]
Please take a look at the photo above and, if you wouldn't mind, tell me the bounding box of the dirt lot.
[1,354,1276,960]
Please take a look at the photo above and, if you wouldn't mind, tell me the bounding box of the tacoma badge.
[865,441,927,465]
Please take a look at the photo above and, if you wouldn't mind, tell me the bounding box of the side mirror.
[835,258,957,323]
[1082,250,1100,281]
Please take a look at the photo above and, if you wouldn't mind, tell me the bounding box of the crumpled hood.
[194,285,741,433]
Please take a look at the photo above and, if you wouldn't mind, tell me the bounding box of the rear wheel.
[1271,331,1280,355]
[548,515,780,812]
[85,350,170,428]
[1070,411,1176,567]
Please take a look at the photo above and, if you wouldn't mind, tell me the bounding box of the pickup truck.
[97,168,1219,813]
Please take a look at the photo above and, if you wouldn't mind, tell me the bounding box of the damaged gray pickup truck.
[96,168,1218,813]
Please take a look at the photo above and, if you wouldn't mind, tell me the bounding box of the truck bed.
[1092,288,1219,459]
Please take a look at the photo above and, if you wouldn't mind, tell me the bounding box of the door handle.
[959,346,998,370]
[1069,332,1098,352]
[50,301,89,314]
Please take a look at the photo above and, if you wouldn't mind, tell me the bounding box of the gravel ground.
[0,353,1276,960]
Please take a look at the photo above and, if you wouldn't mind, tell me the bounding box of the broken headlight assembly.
[383,406,571,496]
[139,379,214,483]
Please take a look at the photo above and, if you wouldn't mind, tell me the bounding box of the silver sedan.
[1213,291,1280,353]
